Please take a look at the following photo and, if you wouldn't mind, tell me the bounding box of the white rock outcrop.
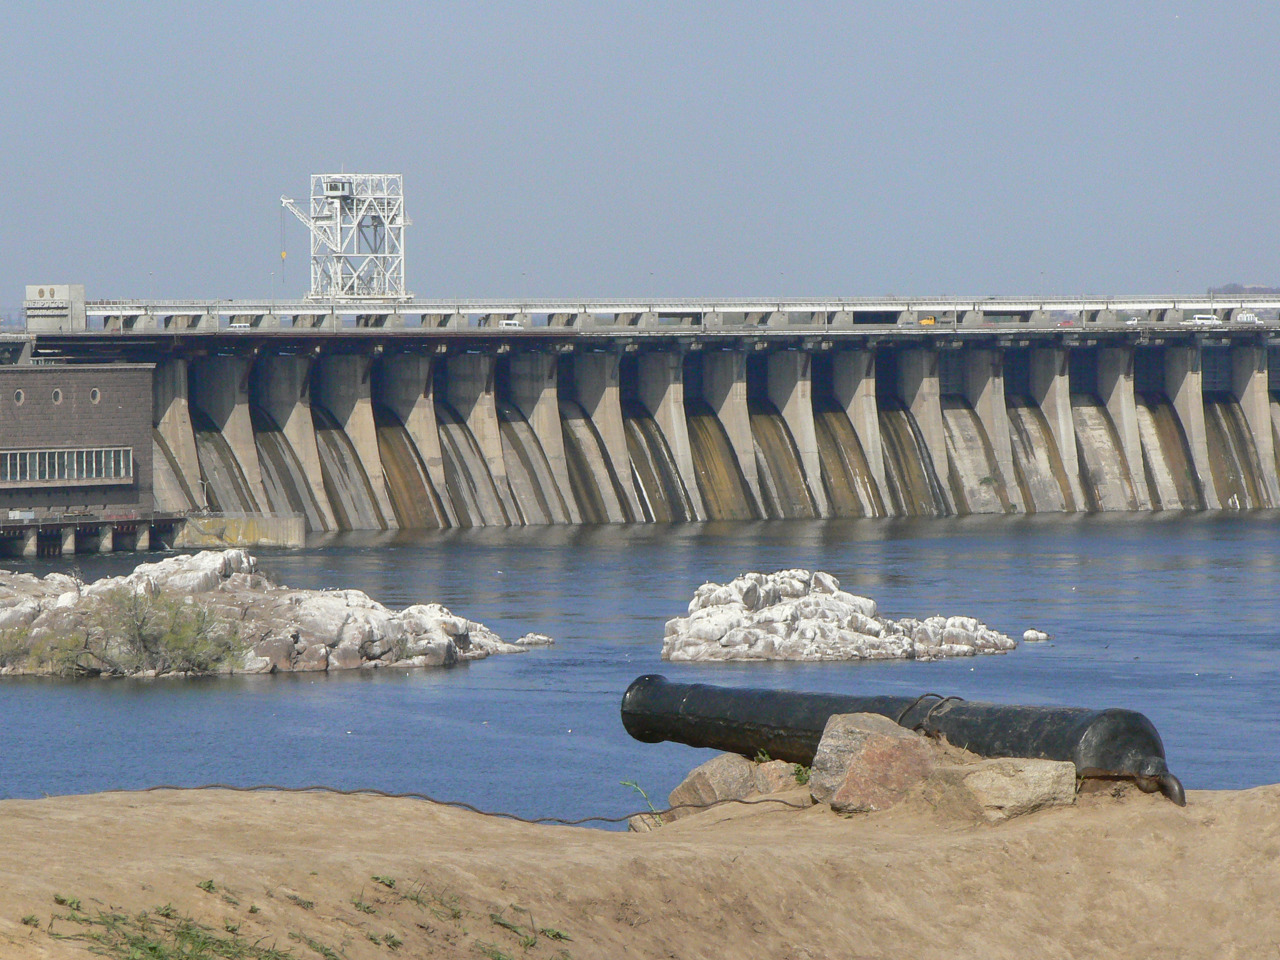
[661,569,1016,662]
[0,550,552,677]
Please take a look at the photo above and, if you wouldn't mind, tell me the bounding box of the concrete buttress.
[375,355,457,526]
[963,348,1024,512]
[831,351,886,506]
[508,353,578,523]
[702,350,762,514]
[1232,344,1279,506]
[152,359,204,509]
[1031,347,1085,510]
[443,354,519,522]
[1097,347,1151,509]
[636,351,705,520]
[573,352,643,520]
[313,354,399,528]
[190,356,265,512]
[898,349,955,513]
[251,355,336,531]
[767,350,828,515]
[1165,346,1220,509]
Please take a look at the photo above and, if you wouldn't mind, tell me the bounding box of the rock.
[667,753,757,820]
[0,550,547,679]
[239,654,274,674]
[627,812,666,833]
[414,639,458,667]
[1023,629,1051,642]
[685,605,748,643]
[514,633,554,647]
[0,598,40,630]
[754,760,801,794]
[922,758,1077,822]
[294,643,330,672]
[252,636,295,672]
[662,570,1012,664]
[327,639,364,671]
[809,713,936,814]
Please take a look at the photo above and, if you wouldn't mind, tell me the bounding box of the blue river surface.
[2,512,1278,826]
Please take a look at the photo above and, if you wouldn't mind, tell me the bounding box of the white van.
[497,319,523,329]
[1184,314,1223,326]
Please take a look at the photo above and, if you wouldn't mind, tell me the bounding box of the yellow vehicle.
[920,315,936,325]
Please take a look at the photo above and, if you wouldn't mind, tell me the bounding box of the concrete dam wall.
[144,338,1280,531]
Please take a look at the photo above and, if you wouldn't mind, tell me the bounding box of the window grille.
[0,447,134,486]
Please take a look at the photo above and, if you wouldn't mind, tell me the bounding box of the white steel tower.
[281,174,412,300]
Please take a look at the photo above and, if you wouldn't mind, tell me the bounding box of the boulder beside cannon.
[621,675,1185,805]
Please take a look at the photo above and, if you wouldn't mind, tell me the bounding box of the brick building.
[0,364,153,521]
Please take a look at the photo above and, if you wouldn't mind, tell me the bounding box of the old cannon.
[621,674,1185,805]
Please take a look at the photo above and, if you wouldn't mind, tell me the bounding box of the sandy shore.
[1,784,1274,959]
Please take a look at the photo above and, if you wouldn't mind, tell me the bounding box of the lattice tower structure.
[281,174,411,300]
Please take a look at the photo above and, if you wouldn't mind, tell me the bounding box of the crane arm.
[281,196,340,252]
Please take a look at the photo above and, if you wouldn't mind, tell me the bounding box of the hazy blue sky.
[3,2,1277,309]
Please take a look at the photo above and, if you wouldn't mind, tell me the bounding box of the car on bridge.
[1183,314,1223,326]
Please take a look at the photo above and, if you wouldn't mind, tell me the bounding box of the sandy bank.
[0,784,1273,959]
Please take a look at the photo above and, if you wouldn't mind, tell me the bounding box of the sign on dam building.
[13,279,1280,546]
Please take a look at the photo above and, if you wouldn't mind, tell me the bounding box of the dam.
[19,285,1280,538]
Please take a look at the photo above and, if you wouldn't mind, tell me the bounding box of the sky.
[3,1,1278,312]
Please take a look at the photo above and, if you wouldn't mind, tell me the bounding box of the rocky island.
[0,549,551,678]
[663,569,1019,662]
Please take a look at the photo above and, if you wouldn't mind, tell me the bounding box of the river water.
[3,514,1278,825]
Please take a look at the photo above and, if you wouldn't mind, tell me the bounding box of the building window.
[13,390,23,405]
[52,389,62,404]
[0,446,134,487]
[90,388,101,404]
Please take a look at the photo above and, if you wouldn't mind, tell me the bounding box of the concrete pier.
[702,349,762,514]
[898,349,954,512]
[375,354,458,526]
[1232,345,1279,506]
[963,348,1024,512]
[191,356,265,512]
[831,351,887,506]
[1098,347,1152,509]
[153,359,204,508]
[313,354,397,528]
[252,355,336,531]
[573,351,642,521]
[767,350,828,515]
[508,353,578,523]
[637,351,705,520]
[1031,347,1084,510]
[442,353,519,523]
[1166,346,1219,509]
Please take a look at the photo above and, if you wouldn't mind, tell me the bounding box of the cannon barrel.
[621,675,1185,805]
